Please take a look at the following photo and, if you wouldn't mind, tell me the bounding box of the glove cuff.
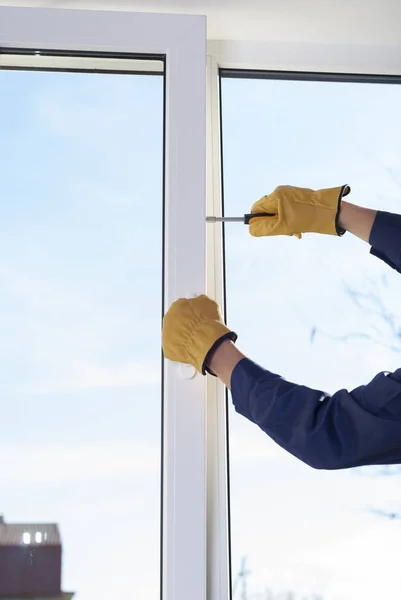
[334,184,351,236]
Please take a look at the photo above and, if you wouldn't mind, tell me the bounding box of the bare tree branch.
[310,276,401,353]
[369,507,401,521]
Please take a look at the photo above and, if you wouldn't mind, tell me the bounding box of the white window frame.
[4,7,401,600]
[206,32,401,600]
[0,7,208,600]
[206,55,231,600]
[209,39,401,74]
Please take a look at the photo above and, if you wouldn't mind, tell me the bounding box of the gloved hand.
[249,184,350,238]
[162,295,237,375]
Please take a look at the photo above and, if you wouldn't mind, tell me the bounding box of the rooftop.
[0,517,61,546]
[0,595,74,600]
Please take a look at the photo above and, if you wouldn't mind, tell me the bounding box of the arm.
[163,188,401,470]
[231,358,401,470]
[327,194,401,274]
[339,201,401,274]
[337,201,377,243]
[207,201,388,388]
[209,342,401,470]
[208,202,401,469]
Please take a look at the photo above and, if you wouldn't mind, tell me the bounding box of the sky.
[0,69,163,599]
[222,77,401,599]
[0,67,401,600]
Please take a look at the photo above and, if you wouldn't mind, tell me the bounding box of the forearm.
[207,340,245,389]
[338,201,377,243]
[341,202,401,272]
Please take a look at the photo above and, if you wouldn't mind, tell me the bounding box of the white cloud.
[0,264,161,393]
[230,421,288,462]
[0,265,93,314]
[15,359,160,394]
[0,440,159,486]
[73,360,160,389]
[36,84,130,139]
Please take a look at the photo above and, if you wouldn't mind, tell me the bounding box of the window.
[22,532,31,545]
[221,75,401,599]
[0,8,207,600]
[0,60,163,598]
[10,6,401,600]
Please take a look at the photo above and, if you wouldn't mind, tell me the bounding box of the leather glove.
[249,184,350,238]
[162,295,237,375]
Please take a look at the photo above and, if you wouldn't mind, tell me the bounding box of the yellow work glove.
[249,184,350,238]
[162,295,237,375]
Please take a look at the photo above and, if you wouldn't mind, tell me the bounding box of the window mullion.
[162,22,208,600]
[206,55,231,600]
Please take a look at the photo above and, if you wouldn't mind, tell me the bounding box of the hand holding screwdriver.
[207,184,351,239]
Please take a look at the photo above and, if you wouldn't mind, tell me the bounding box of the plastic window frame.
[4,9,401,600]
[0,7,207,600]
[210,34,401,600]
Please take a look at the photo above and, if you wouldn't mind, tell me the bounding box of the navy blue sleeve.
[231,358,401,470]
[369,211,401,273]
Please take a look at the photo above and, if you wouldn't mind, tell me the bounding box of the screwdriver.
[206,212,275,224]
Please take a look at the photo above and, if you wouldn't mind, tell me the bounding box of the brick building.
[0,516,74,600]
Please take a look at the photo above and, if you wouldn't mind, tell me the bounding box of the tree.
[311,274,401,353]
[233,557,324,600]
[311,273,401,520]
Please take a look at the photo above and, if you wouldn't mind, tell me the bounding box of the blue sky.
[0,70,163,599]
[1,67,401,600]
[222,77,401,599]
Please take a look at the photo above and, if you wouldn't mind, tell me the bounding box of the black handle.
[244,212,275,225]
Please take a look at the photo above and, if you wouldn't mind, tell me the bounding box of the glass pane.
[0,66,163,599]
[222,77,401,600]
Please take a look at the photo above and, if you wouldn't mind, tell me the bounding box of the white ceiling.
[1,0,401,46]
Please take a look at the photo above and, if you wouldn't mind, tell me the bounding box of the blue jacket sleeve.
[230,211,401,470]
[231,359,401,470]
[369,210,401,273]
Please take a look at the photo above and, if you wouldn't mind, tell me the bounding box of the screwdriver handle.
[244,212,275,225]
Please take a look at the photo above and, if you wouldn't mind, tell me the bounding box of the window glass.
[0,66,163,599]
[222,77,401,599]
